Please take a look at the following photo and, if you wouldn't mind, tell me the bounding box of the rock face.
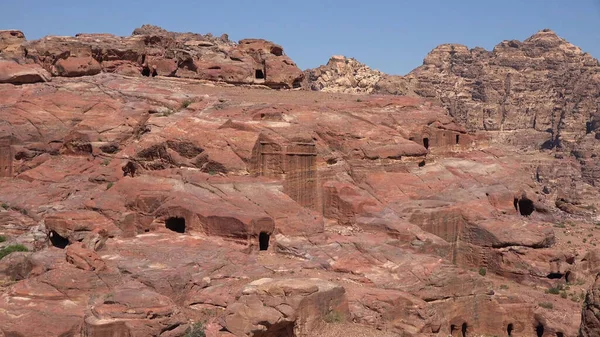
[306,30,600,150]
[407,29,600,148]
[581,274,600,337]
[0,24,304,88]
[0,26,597,337]
[306,29,600,196]
[224,278,349,336]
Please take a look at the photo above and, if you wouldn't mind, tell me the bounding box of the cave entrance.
[546,272,563,279]
[514,197,534,216]
[142,66,157,77]
[49,230,69,249]
[586,122,593,134]
[462,323,468,337]
[518,198,534,216]
[423,137,430,149]
[253,321,293,337]
[451,325,458,337]
[165,217,186,233]
[556,332,563,337]
[507,323,514,337]
[255,69,265,80]
[536,323,544,337]
[456,134,460,144]
[259,232,270,251]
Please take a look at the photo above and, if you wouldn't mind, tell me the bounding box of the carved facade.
[252,138,318,210]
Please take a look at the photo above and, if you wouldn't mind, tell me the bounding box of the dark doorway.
[255,69,265,79]
[418,160,426,167]
[49,230,69,249]
[565,271,574,283]
[259,232,270,251]
[451,325,458,337]
[586,122,593,134]
[456,134,460,144]
[507,323,514,337]
[165,217,186,233]
[461,323,467,337]
[142,66,157,77]
[546,272,563,279]
[517,197,534,216]
[556,332,564,337]
[423,137,430,149]
[536,323,544,337]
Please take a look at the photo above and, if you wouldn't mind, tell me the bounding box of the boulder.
[223,278,349,337]
[0,60,51,84]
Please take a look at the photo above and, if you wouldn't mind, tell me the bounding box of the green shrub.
[106,182,114,190]
[560,291,568,299]
[479,267,487,276]
[547,285,562,295]
[539,302,553,309]
[499,284,509,290]
[184,322,206,337]
[102,159,110,166]
[0,235,5,243]
[0,244,28,260]
[181,100,193,109]
[324,310,344,323]
[1,203,8,210]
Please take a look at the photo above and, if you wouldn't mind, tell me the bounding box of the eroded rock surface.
[0,26,597,337]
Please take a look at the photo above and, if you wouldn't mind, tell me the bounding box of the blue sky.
[2,0,599,75]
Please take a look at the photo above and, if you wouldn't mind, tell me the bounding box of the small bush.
[560,291,568,299]
[181,100,193,109]
[184,322,206,337]
[356,98,362,102]
[547,285,562,295]
[539,302,553,309]
[479,267,487,276]
[1,203,8,210]
[554,223,566,228]
[102,159,110,166]
[106,182,114,190]
[324,310,344,323]
[0,235,5,243]
[20,209,27,215]
[0,244,28,260]
[499,284,509,290]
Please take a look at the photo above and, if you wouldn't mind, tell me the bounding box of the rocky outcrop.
[303,56,384,94]
[303,55,413,96]
[0,25,304,88]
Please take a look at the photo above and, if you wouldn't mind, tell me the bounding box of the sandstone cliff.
[306,29,600,149]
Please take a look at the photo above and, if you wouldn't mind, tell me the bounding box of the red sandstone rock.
[53,56,102,77]
[0,59,51,84]
[0,34,596,336]
[65,242,106,271]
